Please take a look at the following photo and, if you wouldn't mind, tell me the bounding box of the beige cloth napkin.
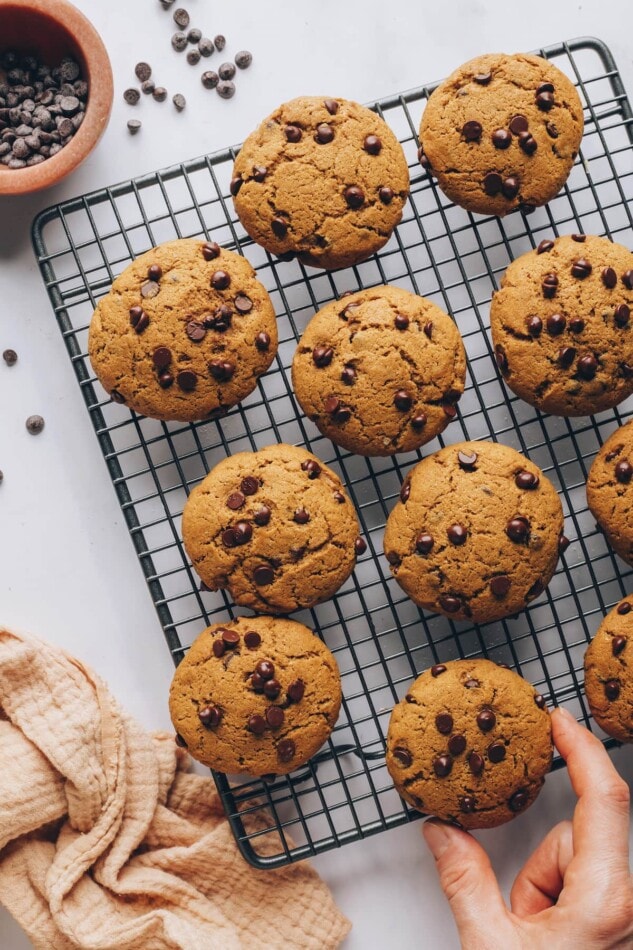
[0,628,351,950]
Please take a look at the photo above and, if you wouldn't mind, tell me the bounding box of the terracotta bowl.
[0,0,113,196]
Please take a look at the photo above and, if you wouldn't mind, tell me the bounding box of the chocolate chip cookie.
[387,660,553,829]
[169,616,342,775]
[88,238,278,421]
[291,286,466,456]
[491,235,633,416]
[587,421,633,566]
[384,441,565,623]
[182,443,363,613]
[231,96,410,270]
[584,598,633,743]
[419,53,583,216]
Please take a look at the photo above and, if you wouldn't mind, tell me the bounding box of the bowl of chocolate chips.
[0,0,113,195]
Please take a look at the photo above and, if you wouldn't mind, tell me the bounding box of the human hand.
[422,706,633,949]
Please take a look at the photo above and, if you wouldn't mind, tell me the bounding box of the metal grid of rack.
[33,37,633,869]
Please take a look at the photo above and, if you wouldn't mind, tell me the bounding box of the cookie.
[182,443,362,613]
[587,420,633,566]
[88,238,278,422]
[169,616,342,775]
[384,441,565,624]
[386,659,553,829]
[419,53,583,216]
[584,597,633,743]
[491,235,633,416]
[291,286,466,456]
[231,96,410,270]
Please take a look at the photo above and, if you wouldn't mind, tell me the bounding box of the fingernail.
[422,819,452,858]
[555,706,575,722]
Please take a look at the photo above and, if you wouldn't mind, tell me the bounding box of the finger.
[510,820,573,917]
[423,819,513,947]
[552,707,630,879]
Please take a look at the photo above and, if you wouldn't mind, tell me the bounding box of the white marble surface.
[1,1,632,947]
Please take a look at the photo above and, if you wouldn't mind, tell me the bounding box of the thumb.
[423,819,510,947]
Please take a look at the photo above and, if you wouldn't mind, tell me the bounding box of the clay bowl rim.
[0,0,113,196]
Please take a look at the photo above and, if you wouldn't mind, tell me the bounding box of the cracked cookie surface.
[491,234,633,416]
[291,285,466,456]
[386,659,553,829]
[169,616,342,775]
[182,443,361,613]
[384,440,564,624]
[231,96,410,270]
[584,596,633,743]
[88,238,278,422]
[419,53,583,216]
[587,420,633,566]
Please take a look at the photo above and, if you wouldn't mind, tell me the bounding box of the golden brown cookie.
[587,421,633,566]
[386,659,553,829]
[88,238,278,421]
[231,96,410,270]
[291,286,466,456]
[584,597,633,743]
[384,441,565,624]
[419,53,583,216]
[491,234,633,416]
[169,616,342,775]
[182,443,363,613]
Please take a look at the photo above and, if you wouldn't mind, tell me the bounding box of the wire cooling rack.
[32,37,633,869]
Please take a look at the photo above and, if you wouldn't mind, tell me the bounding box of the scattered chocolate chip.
[324,396,351,422]
[213,34,226,51]
[344,185,364,209]
[571,258,592,279]
[558,346,576,369]
[417,145,431,170]
[127,119,142,135]
[202,241,221,261]
[264,677,281,700]
[448,734,466,756]
[232,521,252,545]
[621,363,633,378]
[227,491,245,510]
[186,320,206,342]
[255,331,271,352]
[433,755,453,778]
[250,673,264,691]
[488,741,506,764]
[462,120,482,141]
[502,176,520,199]
[615,460,633,483]
[286,679,305,703]
[416,533,434,555]
[25,414,44,435]
[542,273,558,298]
[558,534,570,554]
[431,664,447,677]
[468,751,484,775]
[293,507,310,524]
[244,630,261,649]
[615,304,630,328]
[464,679,480,689]
[460,796,477,813]
[341,365,356,385]
[395,313,409,331]
[216,80,235,100]
[234,293,253,314]
[152,87,168,103]
[617,601,632,615]
[410,414,427,431]
[187,49,201,66]
[394,390,413,411]
[489,573,511,598]
[157,372,173,389]
[509,789,529,811]
[509,114,529,135]
[218,62,236,81]
[2,349,17,366]
[323,98,339,115]
[254,565,274,585]
[111,389,126,403]
[140,281,159,300]
[536,90,554,111]
[435,713,453,735]
[605,679,621,701]
[473,71,491,85]
[315,123,334,144]
[124,88,140,106]
[439,594,462,613]
[546,313,566,335]
[265,705,284,729]
[135,62,152,82]
[400,481,410,503]
[211,269,231,291]
[312,345,333,367]
[569,317,585,333]
[526,315,543,337]
[285,123,302,142]
[492,128,512,149]
[240,476,258,496]
[186,27,202,43]
[253,659,273,681]
[363,133,382,154]
[235,50,252,70]
[622,270,633,290]
[333,491,345,504]
[353,537,366,557]
[197,38,214,59]
[457,450,478,471]
[209,360,235,382]
[277,739,296,762]
[441,400,458,419]
[176,370,197,391]
[198,704,222,727]
[506,516,529,542]
[253,506,271,526]
[393,746,412,767]
[576,353,598,380]
[201,71,219,89]
[483,172,503,196]
[477,709,496,732]
[248,714,267,735]
[447,524,467,545]
[271,216,288,239]
[527,578,545,600]
[612,636,626,656]
[171,30,187,51]
[519,131,537,154]
[534,693,547,709]
[175,733,187,748]
[173,7,189,27]
[537,239,555,254]
[379,186,394,204]
[495,344,508,373]
[172,93,186,112]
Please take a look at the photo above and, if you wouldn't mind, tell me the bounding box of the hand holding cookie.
[422,708,633,949]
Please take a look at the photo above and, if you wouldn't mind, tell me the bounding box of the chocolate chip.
[490,575,511,597]
[2,348,17,367]
[559,534,570,554]
[173,7,189,27]
[571,258,592,279]
[558,346,576,369]
[186,321,206,342]
[235,50,252,70]
[255,331,271,351]
[201,71,219,89]
[229,176,243,197]
[462,120,482,141]
[417,146,431,170]
[124,88,140,106]
[537,240,555,254]
[244,630,261,649]
[237,477,257,497]
[340,365,356,386]
[285,123,302,142]
[287,679,305,703]
[546,313,566,335]
[435,713,453,734]
[324,396,351,422]
[615,460,633,483]
[209,360,235,381]
[264,679,281,700]
[315,123,334,144]
[253,506,271,526]
[431,664,447,677]
[157,372,173,389]
[577,353,598,380]
[509,114,529,135]
[271,217,288,239]
[621,363,633,378]
[393,746,412,767]
[515,470,539,490]
[250,673,264,691]
[448,734,466,756]
[172,93,186,112]
[211,270,231,290]
[187,49,201,66]
[277,739,296,763]
[622,270,633,290]
[598,267,617,292]
[232,522,252,545]
[198,704,222,727]
[135,62,152,82]
[506,516,529,542]
[536,90,554,111]
[111,389,126,404]
[569,317,585,333]
[495,344,508,374]
[227,493,245,512]
[293,507,310,524]
[541,272,558,298]
[534,693,547,709]
[509,789,529,811]
[363,133,382,154]
[476,708,496,732]
[141,79,155,95]
[176,370,196,392]
[152,87,168,103]
[483,172,502,196]
[251,165,267,183]
[473,72,491,84]
[615,304,630,328]
[492,128,512,149]
[612,636,626,656]
[433,755,453,778]
[312,345,333,367]
[394,390,413,411]
[264,706,284,729]
[248,714,267,735]
[395,313,409,331]
[605,679,621,701]
[442,399,458,419]
[379,186,394,204]
[253,659,274,681]
[464,679,480,689]
[460,796,476,813]
[323,98,339,115]
[140,281,158,301]
[439,595,462,613]
[212,33,225,50]
[175,733,187,748]
[344,186,364,209]
[410,414,427,431]
[447,524,467,545]
[617,601,632,615]
[546,121,559,138]
[416,533,434,554]
[525,315,543,337]
[25,414,44,435]
[502,176,520,200]
[202,241,221,261]
[527,578,545,600]
[458,450,478,470]
[484,741,505,764]
[254,565,274,585]
[463,752,484,779]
